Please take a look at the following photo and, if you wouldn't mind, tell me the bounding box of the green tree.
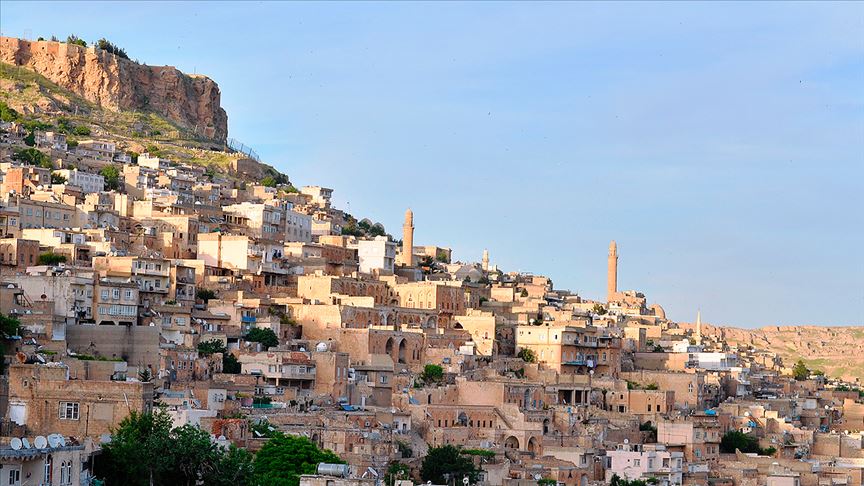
[202,445,255,486]
[66,35,87,47]
[51,173,67,185]
[163,424,221,486]
[420,445,480,485]
[0,101,20,122]
[254,433,344,486]
[37,252,67,265]
[0,314,21,373]
[245,327,279,349]
[24,131,36,146]
[420,364,444,383]
[719,430,760,454]
[223,353,241,374]
[592,303,608,315]
[196,288,217,302]
[793,359,810,381]
[98,409,174,486]
[100,165,121,191]
[385,461,411,486]
[95,38,130,59]
[261,176,277,187]
[198,339,227,356]
[72,125,91,136]
[138,367,153,382]
[12,148,50,167]
[517,348,537,363]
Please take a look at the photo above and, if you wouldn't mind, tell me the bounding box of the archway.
[527,437,538,455]
[385,337,394,356]
[398,339,407,364]
[543,418,550,434]
[504,436,519,449]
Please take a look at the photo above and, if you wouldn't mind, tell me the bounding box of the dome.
[649,303,666,319]
[467,267,483,283]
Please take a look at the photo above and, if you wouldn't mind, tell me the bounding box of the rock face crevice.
[0,37,228,143]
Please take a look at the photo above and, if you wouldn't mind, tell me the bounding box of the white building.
[285,208,312,243]
[606,443,684,486]
[687,352,738,371]
[356,236,395,275]
[55,169,105,193]
[138,152,172,170]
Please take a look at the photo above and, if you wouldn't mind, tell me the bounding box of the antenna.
[34,436,48,449]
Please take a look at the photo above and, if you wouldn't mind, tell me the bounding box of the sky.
[2,1,862,328]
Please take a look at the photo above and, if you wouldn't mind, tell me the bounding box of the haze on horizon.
[1,1,861,328]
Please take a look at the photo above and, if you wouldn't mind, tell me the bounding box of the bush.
[420,364,444,383]
[254,433,343,486]
[793,359,810,381]
[12,148,50,167]
[222,353,241,374]
[72,125,91,136]
[0,101,20,122]
[517,348,537,363]
[66,35,87,47]
[420,445,480,485]
[244,327,279,349]
[37,252,67,265]
[720,430,768,454]
[197,339,226,356]
[196,288,217,302]
[100,165,121,191]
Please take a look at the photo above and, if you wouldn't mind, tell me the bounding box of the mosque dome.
[467,267,483,283]
[649,303,666,319]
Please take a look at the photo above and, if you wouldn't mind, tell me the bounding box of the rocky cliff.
[0,37,228,142]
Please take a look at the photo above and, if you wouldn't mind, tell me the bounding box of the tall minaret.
[482,249,489,271]
[607,240,618,302]
[401,208,414,266]
[695,310,702,342]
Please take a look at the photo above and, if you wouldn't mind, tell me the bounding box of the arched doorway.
[504,436,519,449]
[527,437,538,455]
[385,337,394,356]
[397,339,407,364]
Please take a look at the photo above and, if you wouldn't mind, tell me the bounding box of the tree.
[96,38,130,59]
[720,430,760,454]
[223,353,241,374]
[66,35,87,47]
[420,445,480,485]
[196,288,217,302]
[0,314,21,373]
[51,173,67,185]
[72,125,91,136]
[254,433,344,486]
[520,288,529,298]
[261,176,277,187]
[100,165,121,191]
[793,359,810,381]
[37,252,67,265]
[138,367,153,382]
[198,339,227,356]
[420,364,444,383]
[245,327,279,349]
[12,148,50,167]
[0,101,20,122]
[24,131,36,146]
[97,409,254,486]
[592,303,608,315]
[517,348,537,363]
[435,249,450,263]
[385,462,411,486]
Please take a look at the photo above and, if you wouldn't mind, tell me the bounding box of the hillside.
[0,55,284,182]
[696,322,864,381]
[0,36,227,142]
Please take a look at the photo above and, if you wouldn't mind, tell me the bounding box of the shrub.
[37,252,67,265]
[420,364,444,383]
[517,348,537,363]
[0,101,20,122]
[66,35,87,47]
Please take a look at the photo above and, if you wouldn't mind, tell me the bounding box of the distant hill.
[695,323,864,381]
[0,36,227,142]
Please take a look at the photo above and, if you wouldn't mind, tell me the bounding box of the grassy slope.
[0,62,273,176]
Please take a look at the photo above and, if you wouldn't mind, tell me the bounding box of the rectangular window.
[59,402,79,420]
[125,290,133,299]
[101,290,109,300]
[113,289,120,299]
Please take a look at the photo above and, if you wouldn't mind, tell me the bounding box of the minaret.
[402,208,414,266]
[482,249,489,271]
[695,310,702,342]
[607,240,618,302]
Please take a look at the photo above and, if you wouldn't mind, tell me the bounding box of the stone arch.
[504,436,519,449]
[458,412,469,426]
[543,418,550,434]
[385,337,394,356]
[527,436,539,455]
[580,475,588,486]
[397,339,407,364]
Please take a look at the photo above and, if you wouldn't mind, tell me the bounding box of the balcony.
[241,315,257,324]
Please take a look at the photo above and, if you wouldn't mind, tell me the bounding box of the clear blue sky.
[2,1,862,328]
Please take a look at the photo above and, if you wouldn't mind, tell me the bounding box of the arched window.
[44,455,52,484]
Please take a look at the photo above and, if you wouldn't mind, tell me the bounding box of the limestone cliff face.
[0,37,228,142]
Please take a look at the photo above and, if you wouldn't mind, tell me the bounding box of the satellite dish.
[48,434,61,448]
[21,438,31,449]
[218,435,226,441]
[464,478,470,485]
[100,433,112,444]
[10,438,22,450]
[58,435,66,447]
[533,475,542,481]
[34,436,48,449]
[624,438,629,444]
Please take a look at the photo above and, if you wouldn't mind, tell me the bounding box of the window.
[634,459,641,466]
[44,456,52,485]
[113,289,120,299]
[8,468,20,485]
[59,402,79,420]
[125,290,133,299]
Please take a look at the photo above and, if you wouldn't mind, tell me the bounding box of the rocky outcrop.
[0,37,228,142]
